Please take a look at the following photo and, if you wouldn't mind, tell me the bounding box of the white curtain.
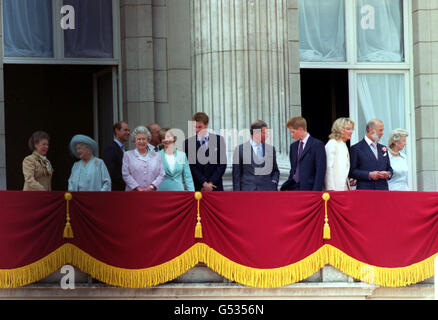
[357,73,405,147]
[3,0,53,57]
[357,0,404,62]
[299,0,346,62]
[64,0,113,58]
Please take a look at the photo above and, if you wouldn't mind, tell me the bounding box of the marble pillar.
[190,0,292,185]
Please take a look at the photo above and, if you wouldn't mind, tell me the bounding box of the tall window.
[63,0,113,58]
[299,0,346,62]
[299,0,415,189]
[3,0,54,57]
[2,0,119,63]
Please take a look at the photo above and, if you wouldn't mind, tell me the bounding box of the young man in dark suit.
[349,118,393,190]
[102,121,130,191]
[281,117,326,191]
[232,120,279,191]
[184,112,227,191]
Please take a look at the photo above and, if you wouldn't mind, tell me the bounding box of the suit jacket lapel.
[299,137,312,161]
[361,139,378,163]
[376,143,387,164]
[113,141,124,157]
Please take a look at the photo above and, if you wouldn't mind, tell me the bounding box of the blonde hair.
[388,128,408,148]
[329,117,355,140]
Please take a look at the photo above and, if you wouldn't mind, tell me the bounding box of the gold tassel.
[323,223,331,240]
[63,192,74,239]
[195,222,203,239]
[63,222,74,239]
[194,192,203,238]
[322,193,331,240]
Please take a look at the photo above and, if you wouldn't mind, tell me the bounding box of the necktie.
[293,140,304,183]
[371,142,378,159]
[257,144,262,159]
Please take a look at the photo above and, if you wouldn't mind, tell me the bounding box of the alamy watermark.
[164,122,278,176]
[360,5,375,30]
[60,5,75,30]
[60,264,75,290]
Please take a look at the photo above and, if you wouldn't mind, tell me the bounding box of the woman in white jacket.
[324,118,355,191]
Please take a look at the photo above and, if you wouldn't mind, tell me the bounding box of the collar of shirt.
[197,133,210,145]
[134,148,150,161]
[197,132,209,141]
[114,138,125,150]
[249,139,262,152]
[148,143,157,152]
[364,135,376,147]
[300,133,310,148]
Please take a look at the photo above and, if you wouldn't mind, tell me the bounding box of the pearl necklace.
[388,148,400,156]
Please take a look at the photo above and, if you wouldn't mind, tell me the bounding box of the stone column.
[0,5,5,190]
[190,0,292,185]
[120,0,155,130]
[413,0,438,191]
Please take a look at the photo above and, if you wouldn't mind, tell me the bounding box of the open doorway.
[4,64,117,190]
[300,69,349,144]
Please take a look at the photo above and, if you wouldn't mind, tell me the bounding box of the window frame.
[299,0,416,190]
[1,0,121,65]
[300,0,411,68]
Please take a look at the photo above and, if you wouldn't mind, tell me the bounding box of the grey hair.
[388,128,408,148]
[131,125,151,142]
[366,118,383,133]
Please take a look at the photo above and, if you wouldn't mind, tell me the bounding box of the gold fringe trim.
[64,243,201,288]
[0,246,68,288]
[325,245,438,287]
[0,243,436,288]
[198,243,329,288]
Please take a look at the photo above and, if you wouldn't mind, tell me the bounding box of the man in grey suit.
[232,120,280,191]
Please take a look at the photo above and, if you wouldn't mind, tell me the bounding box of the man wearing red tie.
[281,117,326,191]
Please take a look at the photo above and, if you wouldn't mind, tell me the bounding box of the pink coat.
[122,149,165,191]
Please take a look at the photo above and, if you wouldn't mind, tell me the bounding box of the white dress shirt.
[300,133,310,151]
[250,139,263,158]
[364,135,378,158]
[197,133,210,148]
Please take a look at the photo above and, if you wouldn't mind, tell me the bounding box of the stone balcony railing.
[0,265,433,299]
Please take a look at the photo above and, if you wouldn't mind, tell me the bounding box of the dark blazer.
[102,141,125,191]
[281,136,326,191]
[232,141,280,191]
[184,133,227,191]
[349,138,393,190]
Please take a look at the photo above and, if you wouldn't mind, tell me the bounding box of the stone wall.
[0,2,5,190]
[120,0,192,138]
[413,0,438,191]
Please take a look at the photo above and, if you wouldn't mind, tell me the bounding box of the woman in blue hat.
[68,134,111,191]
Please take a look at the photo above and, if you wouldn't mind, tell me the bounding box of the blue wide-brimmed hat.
[69,134,98,158]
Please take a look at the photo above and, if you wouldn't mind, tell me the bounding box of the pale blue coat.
[68,157,111,191]
[158,149,195,191]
